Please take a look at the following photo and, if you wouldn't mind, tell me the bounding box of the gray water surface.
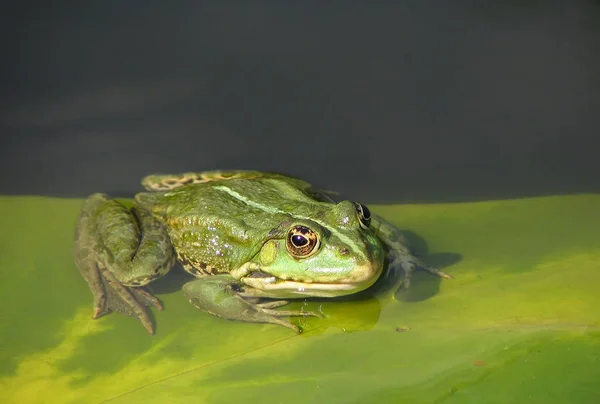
[1,1,599,203]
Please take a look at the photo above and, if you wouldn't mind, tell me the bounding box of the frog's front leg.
[182,275,321,332]
[371,214,453,289]
[74,193,176,334]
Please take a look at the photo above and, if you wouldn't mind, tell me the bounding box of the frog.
[74,170,452,334]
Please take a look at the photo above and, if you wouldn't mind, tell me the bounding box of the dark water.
[1,1,599,203]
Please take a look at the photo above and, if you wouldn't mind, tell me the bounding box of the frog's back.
[141,170,312,193]
[133,171,336,272]
[137,171,334,218]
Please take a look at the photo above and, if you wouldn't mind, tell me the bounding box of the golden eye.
[286,225,320,258]
[354,202,371,229]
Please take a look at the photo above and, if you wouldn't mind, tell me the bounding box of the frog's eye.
[286,225,320,258]
[354,202,371,229]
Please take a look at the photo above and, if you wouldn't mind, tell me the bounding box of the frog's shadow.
[148,230,462,304]
[394,229,461,302]
[150,265,196,295]
[328,229,462,304]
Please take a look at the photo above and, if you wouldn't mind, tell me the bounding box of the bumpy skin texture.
[74,171,452,334]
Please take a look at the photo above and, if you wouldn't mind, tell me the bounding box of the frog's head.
[232,201,385,298]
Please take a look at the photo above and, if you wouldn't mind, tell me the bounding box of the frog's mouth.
[238,270,370,298]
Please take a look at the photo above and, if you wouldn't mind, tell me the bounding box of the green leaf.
[0,195,598,403]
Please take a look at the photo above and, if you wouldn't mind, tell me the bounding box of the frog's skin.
[74,171,452,334]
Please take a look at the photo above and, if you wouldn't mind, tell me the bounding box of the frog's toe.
[421,265,454,279]
[262,316,301,333]
[397,255,453,289]
[401,274,412,289]
[256,300,324,319]
[247,306,322,333]
[88,284,109,318]
[75,252,109,318]
[134,288,164,311]
[98,266,159,335]
[92,304,110,319]
[256,300,291,309]
[261,308,324,319]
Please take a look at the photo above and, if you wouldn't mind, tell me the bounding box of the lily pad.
[0,194,598,403]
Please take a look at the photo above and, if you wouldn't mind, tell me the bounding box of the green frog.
[74,170,451,334]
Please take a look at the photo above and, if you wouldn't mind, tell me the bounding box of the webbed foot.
[183,276,322,332]
[74,193,175,334]
[91,265,163,334]
[370,214,453,289]
[396,255,453,289]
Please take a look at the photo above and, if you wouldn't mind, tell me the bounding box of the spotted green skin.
[74,171,451,334]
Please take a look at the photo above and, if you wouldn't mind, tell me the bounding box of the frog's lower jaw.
[182,275,321,332]
[239,278,361,298]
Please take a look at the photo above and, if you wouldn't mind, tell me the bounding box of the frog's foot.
[254,301,323,333]
[370,214,453,289]
[396,255,453,289]
[78,256,163,334]
[183,277,321,333]
[94,266,163,334]
[74,193,175,335]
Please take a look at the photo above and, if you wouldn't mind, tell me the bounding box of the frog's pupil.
[361,204,371,219]
[354,202,372,228]
[292,235,308,247]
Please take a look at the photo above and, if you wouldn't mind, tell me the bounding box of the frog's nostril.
[339,247,349,255]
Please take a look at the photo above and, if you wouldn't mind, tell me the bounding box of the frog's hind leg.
[74,193,176,334]
[141,170,264,191]
[182,276,321,333]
